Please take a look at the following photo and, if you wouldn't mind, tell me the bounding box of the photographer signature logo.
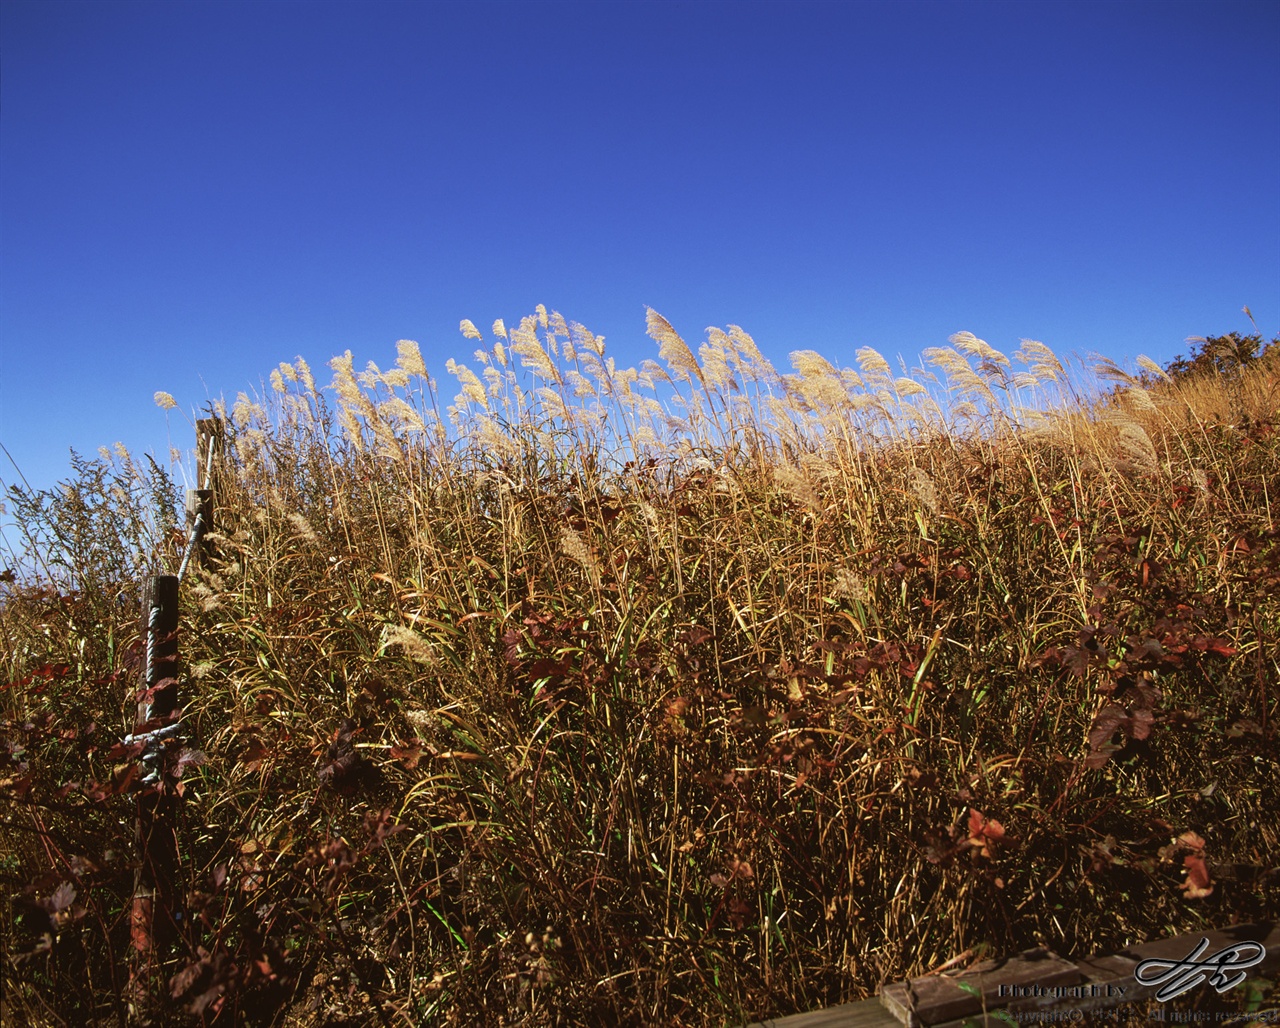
[1135,936,1267,1002]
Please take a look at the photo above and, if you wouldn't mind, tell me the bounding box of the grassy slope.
[2,311,1278,1026]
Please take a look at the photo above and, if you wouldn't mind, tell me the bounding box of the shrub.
[1163,331,1280,384]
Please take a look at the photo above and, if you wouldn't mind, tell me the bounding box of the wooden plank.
[983,921,1280,1023]
[923,925,1280,1027]
[883,923,1280,1027]
[1073,922,1280,1007]
[748,997,900,1027]
[756,922,1280,1028]
[880,947,1082,1026]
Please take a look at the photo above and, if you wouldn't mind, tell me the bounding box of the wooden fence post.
[127,419,220,1014]
[128,574,181,1015]
[183,489,213,573]
[196,417,223,494]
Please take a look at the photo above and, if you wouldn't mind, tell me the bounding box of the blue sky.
[2,0,1278,502]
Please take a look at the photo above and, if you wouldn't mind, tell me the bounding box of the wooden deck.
[751,998,898,1027]
[747,922,1279,1027]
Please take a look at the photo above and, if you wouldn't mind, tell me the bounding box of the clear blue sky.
[2,0,1278,498]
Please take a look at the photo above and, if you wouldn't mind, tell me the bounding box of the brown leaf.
[1086,697,1159,768]
[905,766,939,790]
[389,739,422,770]
[1128,706,1155,741]
[1083,835,1119,873]
[46,881,76,913]
[362,808,404,851]
[502,627,523,665]
[734,705,769,729]
[665,697,690,719]
[241,736,269,772]
[169,950,208,1000]
[922,827,966,866]
[319,721,370,793]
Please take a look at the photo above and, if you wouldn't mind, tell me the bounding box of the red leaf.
[967,808,1006,858]
[1179,854,1214,898]
[174,748,207,777]
[113,763,140,795]
[135,677,179,704]
[107,740,146,761]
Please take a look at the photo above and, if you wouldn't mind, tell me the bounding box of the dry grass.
[1,310,1277,1026]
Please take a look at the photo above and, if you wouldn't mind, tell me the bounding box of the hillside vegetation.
[2,310,1278,1026]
